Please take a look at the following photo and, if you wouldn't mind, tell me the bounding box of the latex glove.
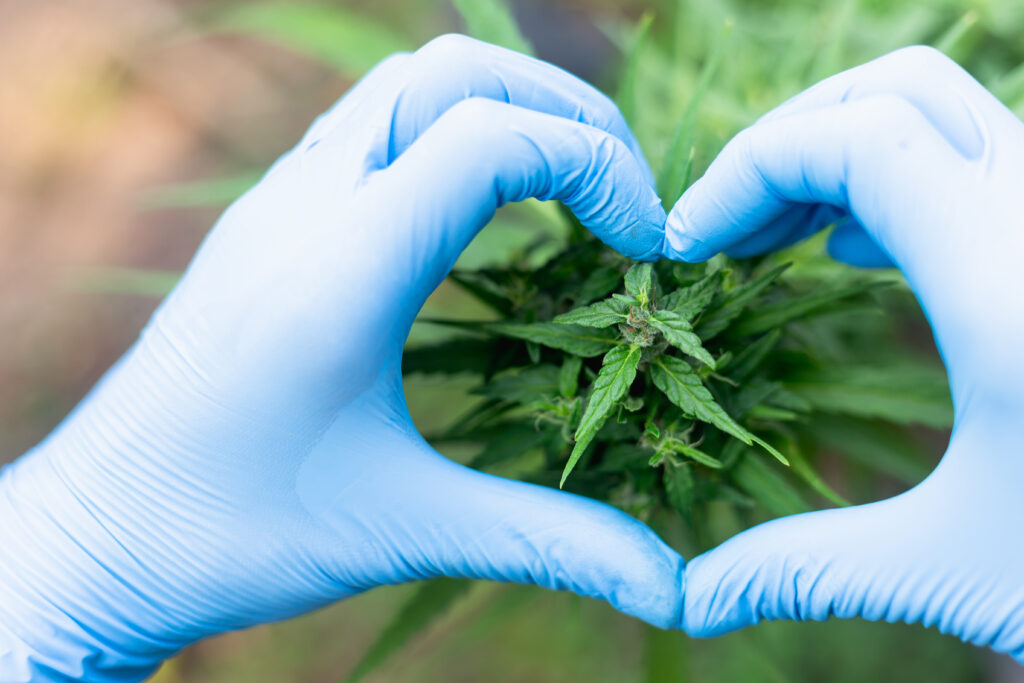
[0,35,683,682]
[665,45,1024,661]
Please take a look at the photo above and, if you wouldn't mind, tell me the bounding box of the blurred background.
[3,0,1024,681]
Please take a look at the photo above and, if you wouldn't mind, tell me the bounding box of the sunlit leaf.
[140,171,262,209]
[69,267,180,297]
[451,0,533,54]
[933,9,980,62]
[615,11,655,125]
[658,19,732,203]
[209,2,412,76]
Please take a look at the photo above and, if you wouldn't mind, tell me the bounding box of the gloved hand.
[0,35,683,682]
[665,45,1024,661]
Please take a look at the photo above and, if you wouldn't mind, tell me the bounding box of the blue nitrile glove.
[0,35,683,682]
[665,45,1024,661]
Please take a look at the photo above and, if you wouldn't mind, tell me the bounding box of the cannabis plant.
[362,201,945,681]
[400,3,949,529]
[413,224,909,517]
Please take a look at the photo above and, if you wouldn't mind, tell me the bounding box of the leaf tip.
[558,460,575,488]
[753,435,789,466]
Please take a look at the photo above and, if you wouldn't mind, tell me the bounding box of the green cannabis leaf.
[650,355,786,463]
[486,321,619,357]
[785,364,953,428]
[649,310,715,368]
[676,443,723,469]
[663,460,696,521]
[208,2,412,77]
[696,263,790,339]
[451,0,534,54]
[731,281,887,336]
[624,262,654,306]
[554,298,629,328]
[659,271,720,319]
[475,365,561,404]
[658,19,733,203]
[558,355,583,399]
[562,344,642,486]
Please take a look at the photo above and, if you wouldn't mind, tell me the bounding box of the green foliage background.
[131,0,1024,681]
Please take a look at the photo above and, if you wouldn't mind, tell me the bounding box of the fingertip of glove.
[675,556,688,631]
[623,551,687,631]
[641,552,687,630]
[581,514,687,630]
[826,219,895,268]
[677,551,750,638]
[610,186,669,262]
[662,220,715,263]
